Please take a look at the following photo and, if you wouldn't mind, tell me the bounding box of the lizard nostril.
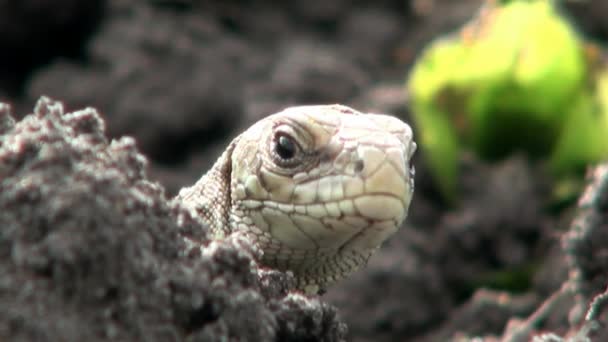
[354,160,364,173]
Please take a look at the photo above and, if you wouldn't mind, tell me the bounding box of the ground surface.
[1,1,608,341]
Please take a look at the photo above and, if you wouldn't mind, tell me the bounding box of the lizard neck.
[176,138,238,237]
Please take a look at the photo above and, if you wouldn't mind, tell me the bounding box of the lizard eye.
[272,132,300,167]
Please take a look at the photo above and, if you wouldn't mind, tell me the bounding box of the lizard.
[176,104,416,294]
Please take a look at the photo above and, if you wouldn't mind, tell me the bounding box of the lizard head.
[229,104,416,289]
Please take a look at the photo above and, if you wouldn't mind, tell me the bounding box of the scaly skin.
[177,104,416,293]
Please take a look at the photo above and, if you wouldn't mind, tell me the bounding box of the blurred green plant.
[407,0,608,202]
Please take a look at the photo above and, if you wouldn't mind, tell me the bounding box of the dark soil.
[1,1,608,341]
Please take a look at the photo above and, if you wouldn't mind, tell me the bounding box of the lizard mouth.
[251,185,411,252]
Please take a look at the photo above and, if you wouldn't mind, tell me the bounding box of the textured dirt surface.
[1,1,608,341]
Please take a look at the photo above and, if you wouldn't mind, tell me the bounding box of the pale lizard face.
[229,104,416,290]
